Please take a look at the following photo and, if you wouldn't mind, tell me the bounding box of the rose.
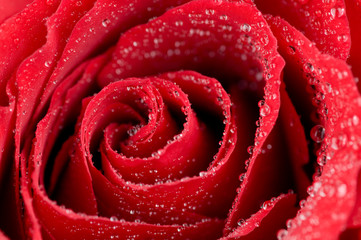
[0,0,360,239]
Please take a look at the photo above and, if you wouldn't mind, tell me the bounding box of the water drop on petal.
[310,125,325,143]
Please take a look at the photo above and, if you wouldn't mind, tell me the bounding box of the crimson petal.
[344,0,361,92]
[268,15,361,239]
[223,193,298,239]
[224,82,310,234]
[253,0,351,60]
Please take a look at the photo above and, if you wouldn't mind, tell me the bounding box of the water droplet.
[237,219,245,226]
[288,45,296,54]
[46,0,54,5]
[337,184,347,197]
[337,35,348,42]
[199,171,207,177]
[258,100,270,117]
[310,125,325,143]
[241,23,251,32]
[337,8,345,17]
[102,19,111,27]
[261,202,269,210]
[305,63,314,72]
[255,72,263,81]
[317,154,329,166]
[353,115,359,125]
[247,146,254,154]
[239,173,246,182]
[286,219,294,228]
[331,134,347,150]
[277,229,288,240]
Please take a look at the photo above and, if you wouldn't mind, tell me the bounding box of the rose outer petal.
[20,53,111,238]
[268,16,361,240]
[344,0,361,93]
[224,83,310,234]
[35,0,195,135]
[223,193,298,239]
[0,0,60,104]
[253,0,351,60]
[0,0,33,24]
[0,230,9,240]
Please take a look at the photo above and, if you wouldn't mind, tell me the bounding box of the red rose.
[0,0,360,239]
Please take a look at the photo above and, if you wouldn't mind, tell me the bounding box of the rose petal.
[33,192,225,240]
[90,72,236,220]
[98,0,282,93]
[100,76,217,184]
[268,15,361,239]
[15,0,97,144]
[19,52,110,238]
[31,72,231,238]
[96,0,286,219]
[30,68,236,238]
[345,167,361,228]
[344,0,361,92]
[0,0,33,24]
[224,84,310,234]
[253,0,351,60]
[34,0,195,133]
[0,0,60,104]
[339,226,361,240]
[0,229,9,240]
[223,193,298,239]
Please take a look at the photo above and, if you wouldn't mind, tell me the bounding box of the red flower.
[0,0,360,239]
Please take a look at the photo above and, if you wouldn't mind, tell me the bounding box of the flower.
[0,0,360,239]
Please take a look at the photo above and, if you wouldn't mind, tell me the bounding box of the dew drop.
[305,63,314,72]
[337,8,345,17]
[258,100,270,117]
[239,173,246,182]
[277,229,288,240]
[337,184,347,197]
[102,19,111,27]
[247,146,254,155]
[286,219,294,229]
[317,154,329,166]
[241,23,251,32]
[353,115,359,125]
[237,219,245,226]
[288,45,296,54]
[45,0,54,5]
[310,125,325,143]
[337,34,348,42]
